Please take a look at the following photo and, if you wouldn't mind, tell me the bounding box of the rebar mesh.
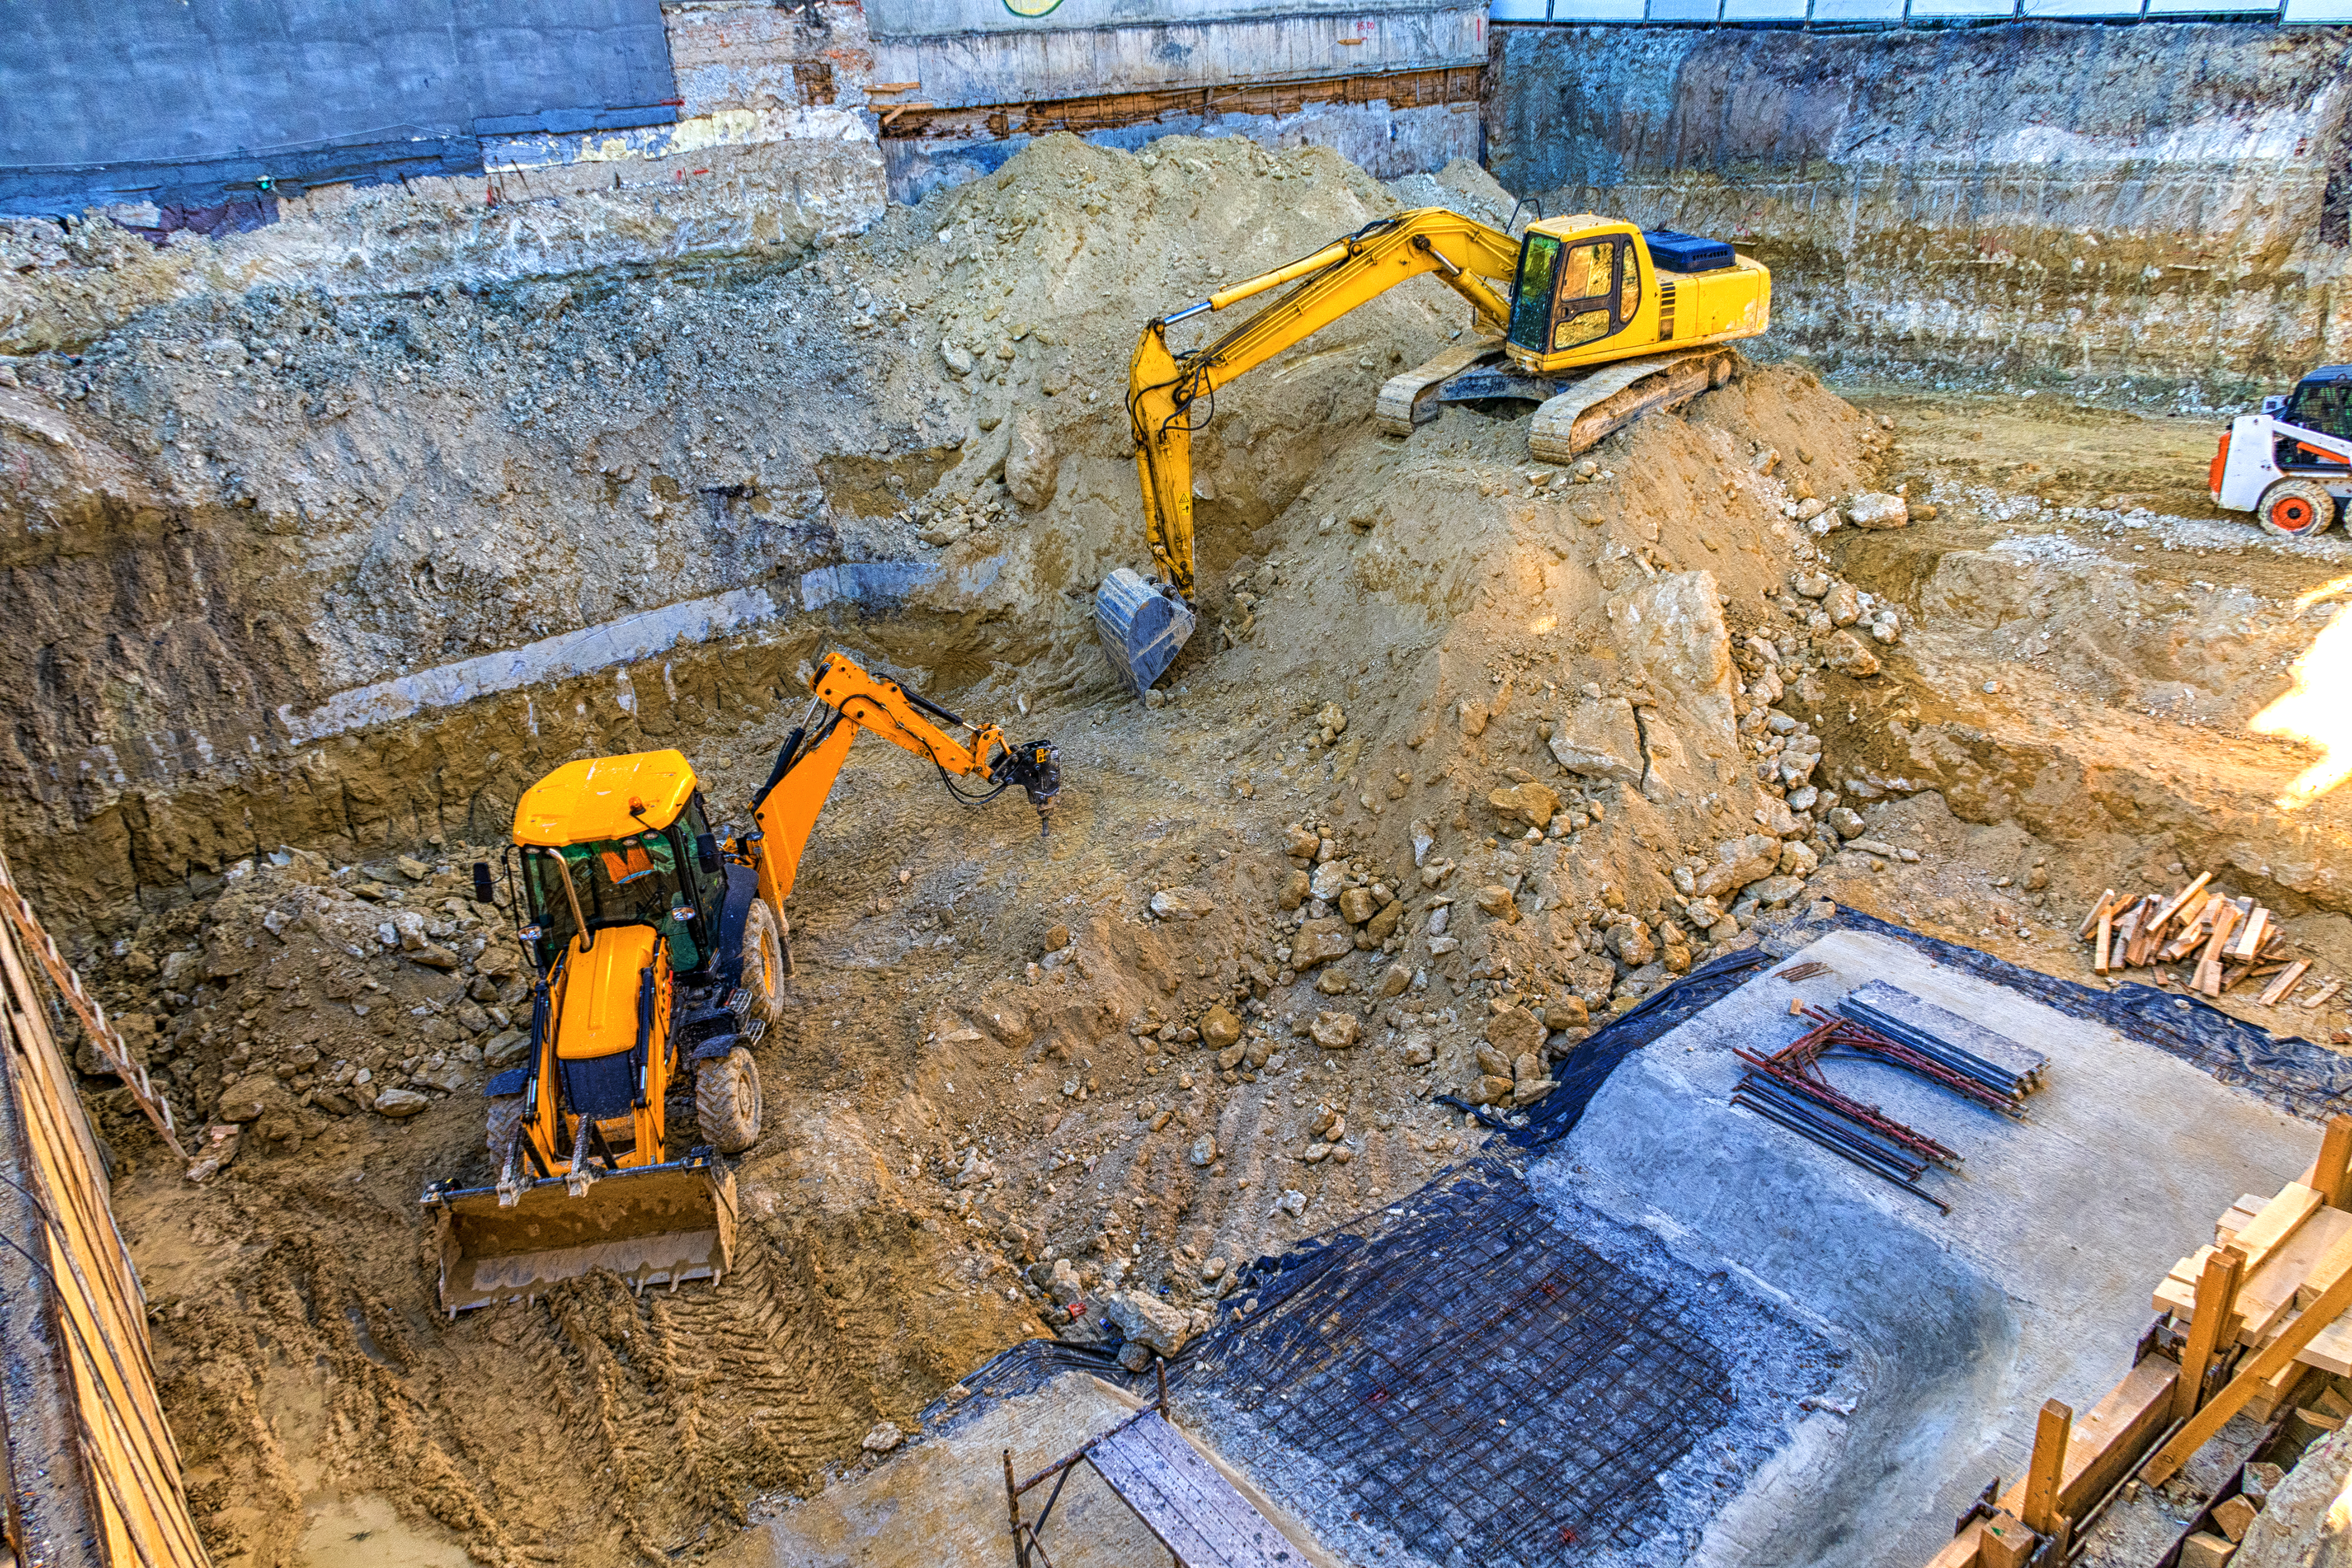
[1190,1170,1736,1565]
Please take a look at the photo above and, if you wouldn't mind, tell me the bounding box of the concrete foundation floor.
[712,1370,1336,1568]
[1548,927,2312,1568]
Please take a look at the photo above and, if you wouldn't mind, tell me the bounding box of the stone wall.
[1486,22,2352,388]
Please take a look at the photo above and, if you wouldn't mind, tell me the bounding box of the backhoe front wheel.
[2257,478,2339,539]
[696,1047,762,1155]
[737,898,788,1025]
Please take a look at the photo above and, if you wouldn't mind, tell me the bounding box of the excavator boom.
[1104,210,1522,691]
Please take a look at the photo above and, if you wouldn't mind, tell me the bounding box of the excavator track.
[1527,347,1736,464]
[1376,334,1507,436]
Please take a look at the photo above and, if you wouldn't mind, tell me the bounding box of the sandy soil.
[22,137,2350,1568]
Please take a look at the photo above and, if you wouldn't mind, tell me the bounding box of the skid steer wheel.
[737,898,789,1025]
[696,1047,762,1155]
[2257,478,2339,539]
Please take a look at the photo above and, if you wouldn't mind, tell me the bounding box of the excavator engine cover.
[424,1158,737,1314]
[1095,567,1196,694]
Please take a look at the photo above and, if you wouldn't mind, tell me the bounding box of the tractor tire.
[696,1047,762,1155]
[2257,478,2338,539]
[737,898,788,1026]
[486,1093,527,1165]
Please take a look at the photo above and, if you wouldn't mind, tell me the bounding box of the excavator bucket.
[1094,567,1197,694]
[423,1158,737,1315]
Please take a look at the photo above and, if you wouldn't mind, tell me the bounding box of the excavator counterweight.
[1097,206,1770,693]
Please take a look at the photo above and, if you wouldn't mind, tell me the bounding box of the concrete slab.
[1544,927,2313,1568]
[711,1369,1340,1568]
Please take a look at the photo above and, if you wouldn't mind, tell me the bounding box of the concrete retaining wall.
[1485,22,2352,387]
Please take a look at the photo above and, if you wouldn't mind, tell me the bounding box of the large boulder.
[1846,492,1910,529]
[1292,919,1354,968]
[1104,1289,1192,1358]
[1006,409,1060,511]
[1488,782,1560,830]
[1548,698,1644,783]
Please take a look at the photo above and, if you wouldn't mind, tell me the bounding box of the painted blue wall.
[0,0,679,216]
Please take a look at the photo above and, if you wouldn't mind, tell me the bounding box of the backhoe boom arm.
[739,652,1059,911]
[1129,208,1522,599]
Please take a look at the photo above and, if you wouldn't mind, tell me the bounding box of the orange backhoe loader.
[420,649,1059,1312]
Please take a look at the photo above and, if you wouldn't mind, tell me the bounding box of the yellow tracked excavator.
[421,649,1059,1313]
[1096,208,1771,691]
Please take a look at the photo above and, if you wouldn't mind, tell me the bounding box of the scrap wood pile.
[2081,875,2343,1033]
[2157,1163,2352,1390]
[1731,978,2048,1213]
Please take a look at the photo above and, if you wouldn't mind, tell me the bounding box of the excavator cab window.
[1508,233,1636,356]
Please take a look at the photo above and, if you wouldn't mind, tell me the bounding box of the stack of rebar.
[1838,981,2047,1107]
[1730,985,2047,1214]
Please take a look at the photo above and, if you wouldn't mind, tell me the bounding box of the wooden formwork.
[0,848,211,1568]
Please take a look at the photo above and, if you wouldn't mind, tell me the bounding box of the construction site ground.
[14,133,2347,1566]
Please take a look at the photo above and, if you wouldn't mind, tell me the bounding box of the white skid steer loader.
[2210,364,2352,538]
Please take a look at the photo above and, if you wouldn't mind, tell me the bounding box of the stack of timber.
[1921,1116,2352,1568]
[2079,875,2336,1025]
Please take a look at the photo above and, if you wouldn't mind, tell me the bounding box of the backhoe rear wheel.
[737,898,787,1026]
[2257,478,2339,539]
[696,1047,762,1155]
[486,1093,526,1162]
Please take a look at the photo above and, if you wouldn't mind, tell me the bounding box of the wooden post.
[2146,1252,2352,1486]
[2174,1246,2246,1423]
[2022,1399,2073,1550]
[2316,1116,2352,1210]
[1005,1449,1026,1568]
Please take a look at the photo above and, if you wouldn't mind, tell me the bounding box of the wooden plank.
[2196,902,2243,996]
[2232,908,2269,962]
[2146,1253,2352,1486]
[2177,1247,2246,1421]
[2235,1212,2352,1346]
[2022,1400,2072,1542]
[1087,1411,1294,1568]
[2263,961,2315,1008]
[2303,979,2345,1010]
[2302,1215,2352,1309]
[2095,908,2115,975]
[2152,871,2213,931]
[2079,889,2120,940]
[1922,1521,1989,1568]
[2318,1119,2352,1211]
[2244,1359,2317,1424]
[2002,1356,2180,1521]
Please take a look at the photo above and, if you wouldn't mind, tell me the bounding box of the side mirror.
[695,833,721,874]
[472,861,495,905]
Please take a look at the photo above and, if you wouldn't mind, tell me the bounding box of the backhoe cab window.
[526,832,706,972]
[2285,383,2352,469]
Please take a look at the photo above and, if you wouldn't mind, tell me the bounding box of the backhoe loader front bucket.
[1094,567,1196,694]
[423,1157,737,1315]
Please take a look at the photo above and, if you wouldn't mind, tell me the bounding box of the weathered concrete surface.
[712,1370,1340,1568]
[1486,22,2352,386]
[1548,927,2312,1568]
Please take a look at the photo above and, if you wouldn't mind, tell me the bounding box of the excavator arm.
[737,650,1060,912]
[1128,208,1521,603]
